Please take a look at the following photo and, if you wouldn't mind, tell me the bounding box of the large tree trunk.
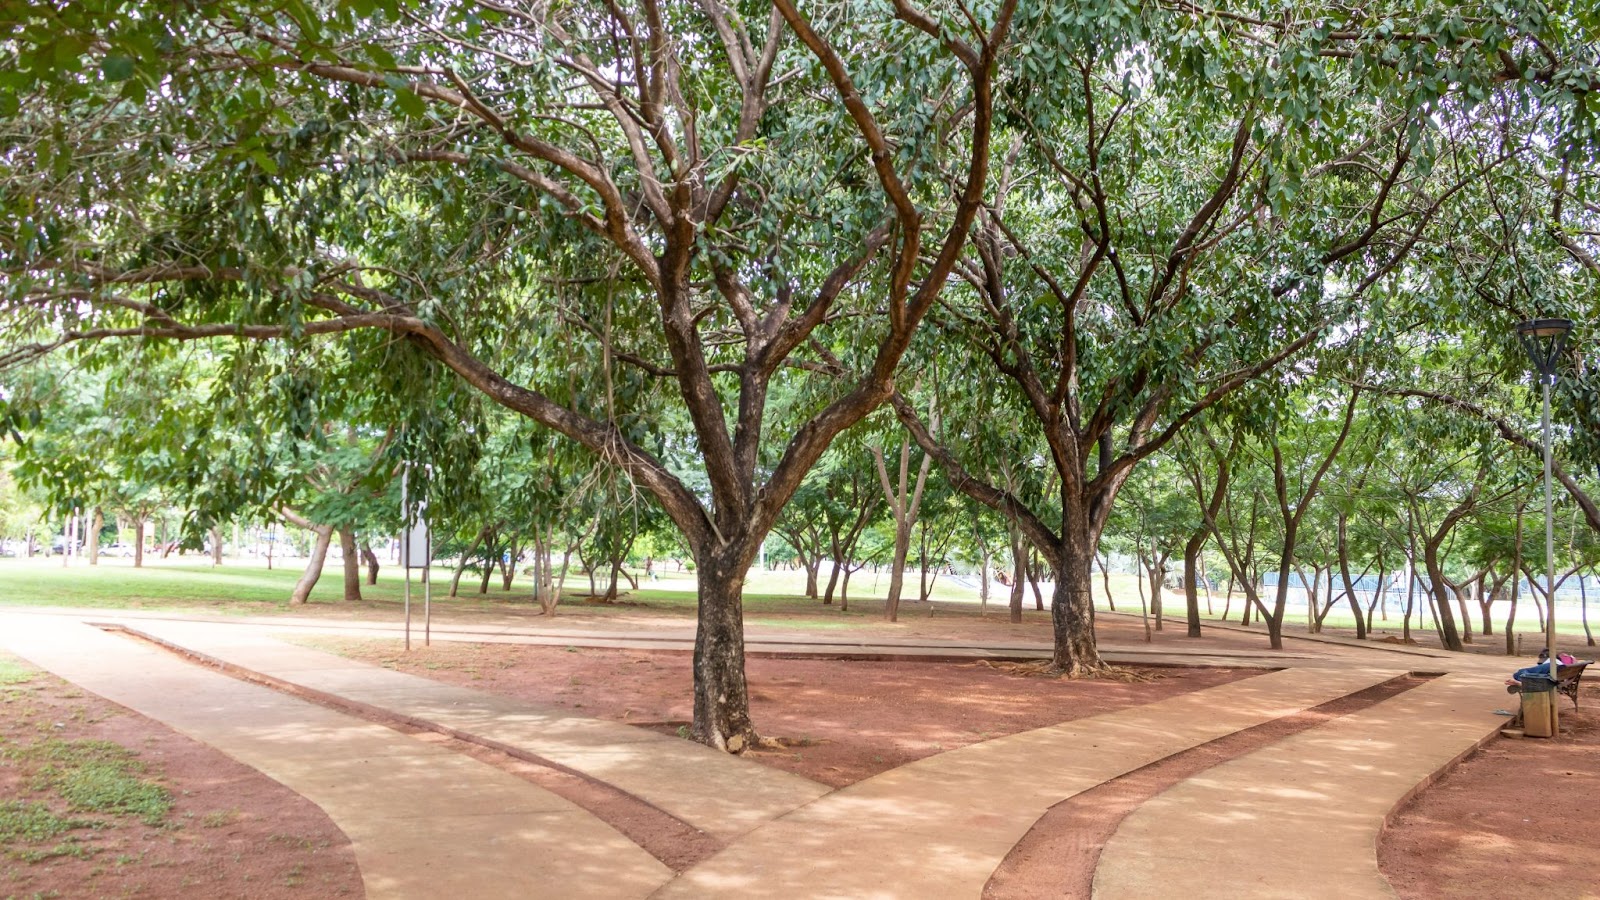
[209,524,222,566]
[1051,531,1103,675]
[339,529,362,602]
[690,553,757,753]
[133,518,145,569]
[289,525,335,605]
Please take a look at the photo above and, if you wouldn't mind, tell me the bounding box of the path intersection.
[0,608,1512,898]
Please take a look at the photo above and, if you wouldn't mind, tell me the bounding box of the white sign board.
[400,509,430,569]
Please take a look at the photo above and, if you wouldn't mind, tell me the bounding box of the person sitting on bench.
[1507,648,1577,686]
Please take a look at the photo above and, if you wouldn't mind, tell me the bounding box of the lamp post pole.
[1515,317,1573,707]
[1542,371,1556,679]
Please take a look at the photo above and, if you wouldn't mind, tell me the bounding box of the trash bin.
[1520,677,1559,738]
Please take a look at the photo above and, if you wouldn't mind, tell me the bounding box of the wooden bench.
[1556,661,1590,710]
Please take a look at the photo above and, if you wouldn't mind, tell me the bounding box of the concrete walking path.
[1093,672,1507,900]
[0,607,1528,898]
[119,617,830,842]
[0,614,674,899]
[654,666,1408,898]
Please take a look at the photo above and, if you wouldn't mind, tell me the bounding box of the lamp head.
[1515,318,1574,382]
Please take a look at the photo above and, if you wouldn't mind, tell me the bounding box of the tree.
[816,445,885,607]
[0,0,1016,751]
[1176,427,1236,637]
[888,3,1585,672]
[1124,456,1192,635]
[869,408,936,622]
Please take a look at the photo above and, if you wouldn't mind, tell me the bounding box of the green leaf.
[365,43,397,70]
[100,55,135,81]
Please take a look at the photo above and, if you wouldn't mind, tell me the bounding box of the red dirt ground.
[0,654,363,899]
[1379,682,1600,900]
[306,637,1250,787]
[24,597,1594,897]
[315,633,1600,896]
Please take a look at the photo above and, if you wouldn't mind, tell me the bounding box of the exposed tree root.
[969,660,1160,683]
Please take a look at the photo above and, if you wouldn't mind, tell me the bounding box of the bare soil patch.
[304,637,1250,788]
[0,651,362,899]
[1379,683,1600,900]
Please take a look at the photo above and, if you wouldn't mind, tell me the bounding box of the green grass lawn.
[5,557,1590,650]
[0,559,429,612]
[0,557,1033,622]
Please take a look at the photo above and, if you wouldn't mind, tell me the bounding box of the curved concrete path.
[654,666,1407,898]
[0,607,1523,898]
[0,614,673,899]
[119,617,829,842]
[1094,672,1506,900]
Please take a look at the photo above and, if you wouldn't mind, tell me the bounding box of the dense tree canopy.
[1,0,1597,748]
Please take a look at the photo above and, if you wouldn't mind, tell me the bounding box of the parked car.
[102,543,137,558]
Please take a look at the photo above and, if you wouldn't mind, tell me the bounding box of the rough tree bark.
[339,528,362,602]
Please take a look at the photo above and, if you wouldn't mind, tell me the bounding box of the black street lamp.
[1516,317,1573,713]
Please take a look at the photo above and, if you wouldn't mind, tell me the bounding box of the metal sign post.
[399,463,432,651]
[424,524,432,647]
[402,466,411,651]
